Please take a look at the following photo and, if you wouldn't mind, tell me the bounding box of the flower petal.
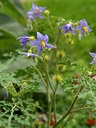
[45,43,56,49]
[37,45,42,54]
[89,52,96,58]
[30,40,39,46]
[32,3,37,9]
[37,32,43,40]
[44,34,49,43]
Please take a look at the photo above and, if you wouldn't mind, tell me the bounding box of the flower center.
[35,9,39,14]
[40,41,45,47]
[83,26,88,32]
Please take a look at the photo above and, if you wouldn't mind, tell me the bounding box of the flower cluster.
[60,19,91,38]
[60,19,94,64]
[17,32,56,58]
[17,3,94,65]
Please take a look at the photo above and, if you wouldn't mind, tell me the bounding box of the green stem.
[44,63,52,128]
[45,63,55,93]
[46,15,55,36]
[8,104,16,128]
[61,113,73,128]
[54,83,58,123]
[54,30,60,45]
[34,67,47,88]
[71,107,95,113]
[34,20,38,31]
[54,92,56,123]
[53,85,83,128]
[34,66,52,128]
[46,83,51,128]
[61,106,95,128]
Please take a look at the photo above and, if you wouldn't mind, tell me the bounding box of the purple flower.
[27,3,46,20]
[76,19,92,36]
[4,91,8,100]
[89,52,96,64]
[60,24,75,35]
[30,32,56,54]
[17,36,35,49]
[19,52,39,58]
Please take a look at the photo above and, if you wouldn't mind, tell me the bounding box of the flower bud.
[53,74,62,83]
[68,21,73,25]
[44,9,50,15]
[66,39,74,44]
[57,50,65,58]
[65,32,72,38]
[74,22,79,26]
[29,36,35,40]
[44,55,50,62]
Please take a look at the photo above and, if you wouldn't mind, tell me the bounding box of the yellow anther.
[35,9,39,14]
[83,26,88,32]
[40,41,45,47]
[29,36,35,40]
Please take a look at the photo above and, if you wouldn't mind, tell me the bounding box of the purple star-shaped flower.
[89,52,96,64]
[76,19,92,36]
[30,32,56,54]
[17,36,30,49]
[27,3,46,20]
[17,36,35,49]
[60,24,75,35]
[19,52,39,58]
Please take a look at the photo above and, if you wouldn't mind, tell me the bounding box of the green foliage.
[1,0,96,128]
[0,59,40,128]
[0,98,39,128]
